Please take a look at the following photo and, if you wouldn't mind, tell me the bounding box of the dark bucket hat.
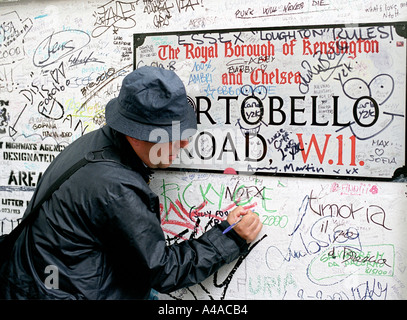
[105,66,197,143]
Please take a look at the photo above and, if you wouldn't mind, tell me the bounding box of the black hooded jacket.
[0,126,248,299]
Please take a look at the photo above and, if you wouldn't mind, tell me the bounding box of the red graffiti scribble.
[159,199,258,241]
[160,201,195,239]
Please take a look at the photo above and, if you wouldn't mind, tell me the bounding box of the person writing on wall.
[0,66,262,299]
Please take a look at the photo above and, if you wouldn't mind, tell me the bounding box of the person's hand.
[226,206,262,242]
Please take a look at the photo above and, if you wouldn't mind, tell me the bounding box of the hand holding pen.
[224,206,262,243]
[222,216,244,234]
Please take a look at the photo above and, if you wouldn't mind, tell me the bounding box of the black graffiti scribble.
[92,0,137,38]
[144,0,201,28]
[212,234,268,300]
[0,10,33,66]
[33,30,90,68]
[18,62,67,121]
[338,73,404,140]
[143,0,174,28]
[164,234,268,300]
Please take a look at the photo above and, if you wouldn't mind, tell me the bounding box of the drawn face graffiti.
[243,98,263,126]
[342,74,398,140]
[197,134,214,158]
[236,85,268,137]
[343,74,394,105]
[248,135,265,159]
